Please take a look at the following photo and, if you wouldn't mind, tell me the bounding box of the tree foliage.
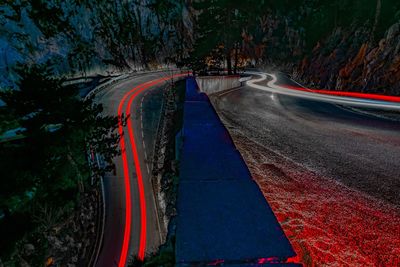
[0,63,118,260]
[190,0,260,74]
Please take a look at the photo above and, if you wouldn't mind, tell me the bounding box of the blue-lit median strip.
[175,77,301,266]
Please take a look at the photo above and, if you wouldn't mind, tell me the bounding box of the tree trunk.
[234,42,239,75]
[226,49,232,75]
[179,20,184,63]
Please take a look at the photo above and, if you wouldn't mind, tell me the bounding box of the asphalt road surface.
[211,73,400,207]
[94,71,179,267]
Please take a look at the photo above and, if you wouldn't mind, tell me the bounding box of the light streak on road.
[246,72,400,110]
[116,73,188,267]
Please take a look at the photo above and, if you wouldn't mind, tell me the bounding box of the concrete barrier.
[175,77,300,265]
[196,75,241,94]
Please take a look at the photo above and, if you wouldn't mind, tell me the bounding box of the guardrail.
[85,69,182,100]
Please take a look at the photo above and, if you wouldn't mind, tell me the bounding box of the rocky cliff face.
[0,0,192,88]
[245,1,400,96]
[293,22,400,96]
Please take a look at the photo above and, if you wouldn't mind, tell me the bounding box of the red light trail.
[238,72,400,265]
[116,73,187,267]
[247,72,400,110]
[283,84,400,103]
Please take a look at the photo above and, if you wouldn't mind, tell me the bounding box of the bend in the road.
[115,73,187,266]
[246,72,400,110]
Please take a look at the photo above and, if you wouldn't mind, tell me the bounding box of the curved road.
[210,72,400,265]
[92,70,399,266]
[211,72,400,206]
[94,71,185,267]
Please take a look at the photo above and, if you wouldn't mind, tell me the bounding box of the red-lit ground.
[231,134,400,266]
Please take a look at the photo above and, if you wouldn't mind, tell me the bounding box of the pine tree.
[0,63,119,258]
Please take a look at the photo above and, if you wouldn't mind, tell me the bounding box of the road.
[210,72,400,265]
[247,72,400,110]
[92,70,399,266]
[212,72,400,206]
[94,71,185,267]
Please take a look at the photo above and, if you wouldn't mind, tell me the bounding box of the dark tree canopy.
[0,63,119,260]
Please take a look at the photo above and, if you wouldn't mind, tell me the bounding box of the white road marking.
[146,164,150,174]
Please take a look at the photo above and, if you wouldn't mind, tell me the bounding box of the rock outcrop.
[293,22,400,95]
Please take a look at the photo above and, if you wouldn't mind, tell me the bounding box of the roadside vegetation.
[0,63,118,266]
